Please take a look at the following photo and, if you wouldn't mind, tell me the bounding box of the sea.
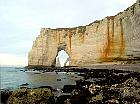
[0,67,83,90]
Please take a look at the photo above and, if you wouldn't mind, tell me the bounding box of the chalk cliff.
[28,0,140,67]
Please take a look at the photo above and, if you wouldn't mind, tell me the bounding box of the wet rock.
[62,85,76,93]
[20,86,29,89]
[89,84,101,94]
[8,88,55,104]
[38,86,53,90]
[34,72,41,74]
[70,95,83,104]
[121,86,140,101]
[77,73,85,76]
[71,87,91,104]
[103,88,120,101]
[1,89,12,104]
[20,69,25,72]
[116,78,140,103]
[64,98,71,104]
[20,83,29,86]
[55,95,71,104]
[123,77,140,87]
[72,92,92,104]
[76,80,93,88]
[89,92,103,103]
[121,78,140,96]
[107,99,119,104]
[57,79,61,81]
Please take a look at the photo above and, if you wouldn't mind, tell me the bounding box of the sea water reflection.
[0,67,83,90]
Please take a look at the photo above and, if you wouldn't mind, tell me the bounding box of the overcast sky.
[0,0,136,66]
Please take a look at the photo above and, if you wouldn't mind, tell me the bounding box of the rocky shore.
[1,68,140,104]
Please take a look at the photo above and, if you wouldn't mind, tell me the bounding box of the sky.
[0,0,137,66]
[57,50,69,67]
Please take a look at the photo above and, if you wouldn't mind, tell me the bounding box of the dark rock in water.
[8,88,55,104]
[1,89,12,104]
[57,79,61,81]
[20,69,24,72]
[78,73,85,76]
[25,69,28,71]
[20,83,29,86]
[62,85,76,93]
[34,72,41,74]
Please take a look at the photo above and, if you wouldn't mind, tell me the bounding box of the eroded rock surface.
[8,88,54,104]
[28,0,140,67]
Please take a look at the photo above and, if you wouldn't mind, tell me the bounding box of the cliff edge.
[28,0,140,67]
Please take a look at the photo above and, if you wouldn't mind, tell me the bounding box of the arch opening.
[55,50,70,67]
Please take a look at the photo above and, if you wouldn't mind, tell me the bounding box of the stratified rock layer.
[28,0,140,67]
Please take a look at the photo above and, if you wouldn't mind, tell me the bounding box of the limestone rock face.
[28,0,140,67]
[55,57,61,67]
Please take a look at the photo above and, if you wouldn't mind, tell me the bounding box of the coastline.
[25,63,140,72]
[1,67,140,104]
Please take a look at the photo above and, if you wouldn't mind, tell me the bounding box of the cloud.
[114,0,136,5]
[0,53,27,66]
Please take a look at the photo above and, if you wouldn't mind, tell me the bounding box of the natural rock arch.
[53,42,71,67]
